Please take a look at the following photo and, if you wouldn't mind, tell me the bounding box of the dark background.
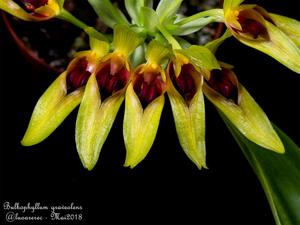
[0,1,299,224]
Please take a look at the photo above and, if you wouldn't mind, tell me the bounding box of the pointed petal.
[76,74,124,170]
[125,0,145,25]
[270,13,300,48]
[123,83,164,168]
[203,82,284,153]
[234,21,300,74]
[205,29,232,54]
[34,4,60,18]
[156,0,183,24]
[21,72,83,146]
[167,78,206,169]
[113,25,143,56]
[146,40,171,65]
[89,38,110,58]
[123,84,143,161]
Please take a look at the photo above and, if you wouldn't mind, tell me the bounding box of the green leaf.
[87,0,128,28]
[156,0,183,24]
[222,115,300,225]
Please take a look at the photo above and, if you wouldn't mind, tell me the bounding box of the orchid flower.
[21,37,109,146]
[123,40,170,168]
[0,0,62,21]
[203,62,284,153]
[166,46,220,169]
[76,25,142,170]
[223,0,300,73]
[1,1,299,223]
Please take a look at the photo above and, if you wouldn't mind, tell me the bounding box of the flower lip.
[95,57,130,100]
[208,67,239,104]
[168,62,198,102]
[236,10,269,40]
[21,0,49,12]
[133,64,166,108]
[66,57,95,93]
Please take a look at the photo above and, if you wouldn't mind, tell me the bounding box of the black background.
[0,1,299,224]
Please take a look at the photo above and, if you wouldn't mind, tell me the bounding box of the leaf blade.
[222,115,300,225]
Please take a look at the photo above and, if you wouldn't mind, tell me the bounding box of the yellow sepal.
[113,24,143,56]
[123,83,164,168]
[21,72,83,146]
[75,74,125,170]
[167,74,206,169]
[203,82,284,153]
[270,13,300,48]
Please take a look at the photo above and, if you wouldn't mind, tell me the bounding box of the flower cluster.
[1,0,299,171]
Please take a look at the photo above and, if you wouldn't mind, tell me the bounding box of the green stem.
[57,9,107,41]
[176,9,224,26]
[157,24,181,49]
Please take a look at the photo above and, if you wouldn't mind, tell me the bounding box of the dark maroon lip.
[66,57,93,92]
[234,10,269,40]
[96,59,130,100]
[208,67,238,104]
[169,63,198,102]
[133,66,166,108]
[19,0,48,11]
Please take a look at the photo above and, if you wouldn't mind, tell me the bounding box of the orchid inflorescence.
[1,0,299,171]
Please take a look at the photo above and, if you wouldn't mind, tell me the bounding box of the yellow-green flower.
[203,62,284,153]
[0,0,61,21]
[223,0,300,73]
[21,37,108,146]
[166,46,220,169]
[75,25,142,170]
[123,40,170,168]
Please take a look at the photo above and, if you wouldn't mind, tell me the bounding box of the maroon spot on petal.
[20,0,48,11]
[208,68,238,104]
[96,59,130,100]
[133,67,166,108]
[236,11,269,39]
[66,57,92,92]
[169,63,198,102]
